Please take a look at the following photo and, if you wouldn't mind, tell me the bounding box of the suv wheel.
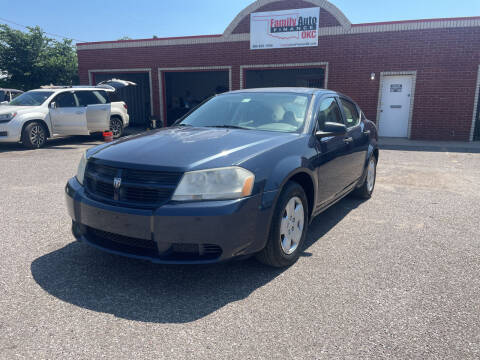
[110,117,124,138]
[22,122,47,149]
[256,181,309,267]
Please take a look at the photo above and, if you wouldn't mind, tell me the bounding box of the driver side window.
[317,98,343,130]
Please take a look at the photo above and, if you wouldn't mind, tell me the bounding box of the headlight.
[0,112,16,123]
[172,166,255,201]
[76,152,87,185]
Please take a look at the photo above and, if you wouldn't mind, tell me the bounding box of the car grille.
[84,226,223,261]
[84,161,182,208]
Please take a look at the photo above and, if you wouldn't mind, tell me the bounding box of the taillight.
[123,103,128,110]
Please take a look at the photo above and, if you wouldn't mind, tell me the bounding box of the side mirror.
[315,122,347,138]
[50,102,56,109]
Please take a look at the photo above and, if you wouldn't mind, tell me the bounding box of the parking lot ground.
[1,138,480,359]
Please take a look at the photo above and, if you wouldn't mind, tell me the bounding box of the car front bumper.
[65,177,277,264]
[0,121,22,142]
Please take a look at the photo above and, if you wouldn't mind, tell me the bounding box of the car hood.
[0,105,43,114]
[89,126,300,171]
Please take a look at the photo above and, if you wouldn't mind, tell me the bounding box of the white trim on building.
[470,65,480,142]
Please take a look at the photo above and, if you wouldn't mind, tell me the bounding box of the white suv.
[0,80,133,149]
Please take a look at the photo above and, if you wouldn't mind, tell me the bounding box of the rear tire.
[22,121,47,149]
[110,117,124,138]
[256,181,309,267]
[353,155,377,199]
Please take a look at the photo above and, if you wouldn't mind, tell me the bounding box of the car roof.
[226,87,336,96]
[28,87,114,92]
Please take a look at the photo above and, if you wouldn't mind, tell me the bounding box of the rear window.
[75,90,109,106]
[107,91,122,102]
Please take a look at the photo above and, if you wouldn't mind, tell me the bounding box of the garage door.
[245,68,325,89]
[163,71,229,126]
[93,72,151,127]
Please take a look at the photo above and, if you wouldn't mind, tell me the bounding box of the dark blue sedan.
[65,88,379,267]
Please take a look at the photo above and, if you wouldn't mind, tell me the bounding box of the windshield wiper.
[206,125,250,130]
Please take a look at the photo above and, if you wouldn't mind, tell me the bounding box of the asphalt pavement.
[1,136,479,359]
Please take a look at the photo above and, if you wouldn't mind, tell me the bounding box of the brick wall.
[77,5,480,141]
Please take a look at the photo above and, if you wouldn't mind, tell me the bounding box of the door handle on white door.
[75,111,83,115]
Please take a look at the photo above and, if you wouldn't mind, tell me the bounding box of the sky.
[1,0,479,44]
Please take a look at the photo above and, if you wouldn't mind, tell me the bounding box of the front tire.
[256,181,309,267]
[22,122,47,149]
[110,117,124,139]
[353,155,377,199]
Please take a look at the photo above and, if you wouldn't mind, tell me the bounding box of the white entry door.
[378,75,414,137]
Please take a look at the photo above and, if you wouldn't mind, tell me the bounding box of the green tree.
[0,24,78,90]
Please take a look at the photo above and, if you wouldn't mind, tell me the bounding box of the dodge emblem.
[113,177,122,189]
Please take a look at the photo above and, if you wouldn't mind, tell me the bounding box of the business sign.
[250,7,320,50]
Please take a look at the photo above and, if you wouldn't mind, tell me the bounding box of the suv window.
[317,98,344,130]
[54,92,77,108]
[340,98,360,127]
[74,90,108,106]
[0,90,6,102]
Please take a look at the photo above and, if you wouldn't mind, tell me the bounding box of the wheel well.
[288,172,315,219]
[110,115,122,122]
[21,120,51,139]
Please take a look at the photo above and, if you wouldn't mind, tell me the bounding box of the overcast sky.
[1,0,479,43]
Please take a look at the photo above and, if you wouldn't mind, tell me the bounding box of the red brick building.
[77,0,480,141]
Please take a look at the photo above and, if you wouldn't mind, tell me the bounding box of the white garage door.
[378,75,414,138]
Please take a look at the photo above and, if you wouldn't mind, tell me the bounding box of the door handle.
[343,137,354,144]
[75,111,83,115]
[363,130,371,136]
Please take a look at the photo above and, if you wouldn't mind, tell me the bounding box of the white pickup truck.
[0,79,135,148]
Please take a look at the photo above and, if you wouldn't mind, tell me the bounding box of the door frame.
[240,62,329,90]
[376,71,417,139]
[158,66,232,127]
[88,68,154,117]
[470,65,480,142]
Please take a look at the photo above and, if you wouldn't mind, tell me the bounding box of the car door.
[49,91,88,135]
[339,98,369,185]
[312,96,350,207]
[74,90,111,132]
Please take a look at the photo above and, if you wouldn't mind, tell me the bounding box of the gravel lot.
[1,136,480,359]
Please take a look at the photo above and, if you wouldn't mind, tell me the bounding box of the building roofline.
[76,15,480,51]
[77,15,480,47]
[76,34,222,46]
[352,16,480,27]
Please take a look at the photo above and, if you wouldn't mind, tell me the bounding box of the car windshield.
[9,91,53,106]
[178,92,312,133]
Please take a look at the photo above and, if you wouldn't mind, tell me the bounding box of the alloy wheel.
[110,119,123,138]
[30,125,46,147]
[366,157,376,193]
[280,196,304,255]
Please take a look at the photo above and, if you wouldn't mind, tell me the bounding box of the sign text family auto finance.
[250,7,320,50]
